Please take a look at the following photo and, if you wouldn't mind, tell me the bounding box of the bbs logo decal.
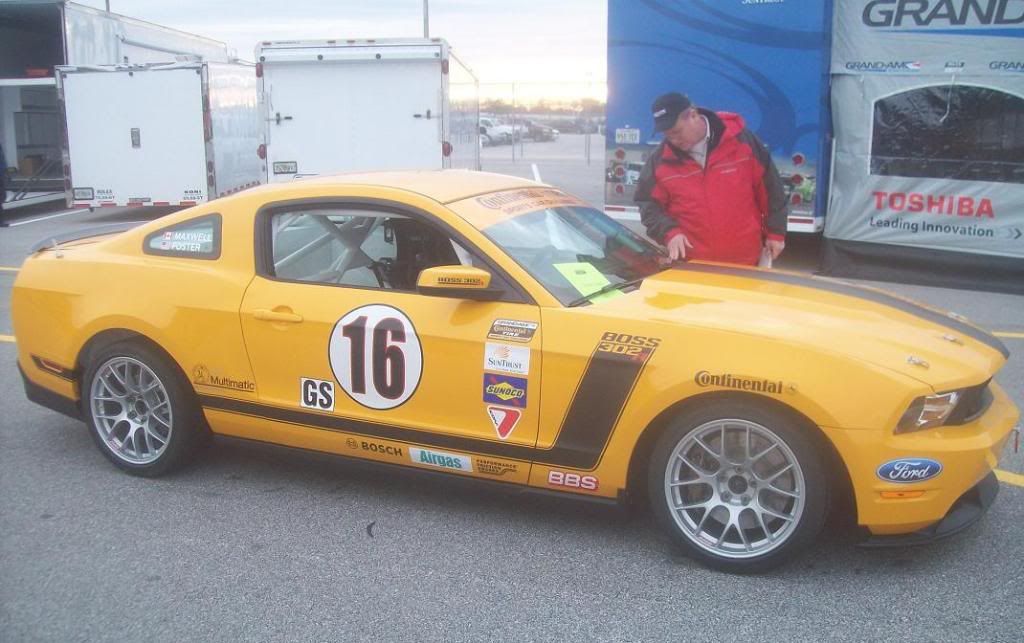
[300,378,335,411]
[330,305,423,410]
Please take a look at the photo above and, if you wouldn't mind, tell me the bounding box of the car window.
[270,208,499,292]
[143,214,221,260]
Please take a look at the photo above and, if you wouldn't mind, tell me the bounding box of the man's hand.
[766,238,785,260]
[666,233,693,261]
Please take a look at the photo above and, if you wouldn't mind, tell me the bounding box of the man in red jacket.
[635,93,787,265]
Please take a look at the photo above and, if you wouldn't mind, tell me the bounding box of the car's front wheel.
[648,400,829,573]
[83,341,206,476]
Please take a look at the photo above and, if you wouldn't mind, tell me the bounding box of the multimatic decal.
[675,263,1009,359]
[199,333,657,468]
[192,364,256,392]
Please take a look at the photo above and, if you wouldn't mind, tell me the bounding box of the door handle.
[254,308,303,323]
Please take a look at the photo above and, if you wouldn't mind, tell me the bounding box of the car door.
[235,201,540,483]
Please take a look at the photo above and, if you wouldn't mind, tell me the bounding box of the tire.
[82,340,206,477]
[648,399,829,573]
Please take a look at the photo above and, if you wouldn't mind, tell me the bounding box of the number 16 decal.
[330,305,423,409]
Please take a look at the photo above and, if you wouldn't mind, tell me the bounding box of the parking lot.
[1,159,1023,640]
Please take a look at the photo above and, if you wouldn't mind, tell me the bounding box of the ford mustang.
[12,171,1019,572]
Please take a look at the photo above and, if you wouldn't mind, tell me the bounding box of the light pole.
[423,0,429,38]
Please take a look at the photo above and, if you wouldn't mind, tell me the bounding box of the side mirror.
[417,266,504,301]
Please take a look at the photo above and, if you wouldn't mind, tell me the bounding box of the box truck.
[57,62,262,208]
[255,38,479,182]
[0,0,228,209]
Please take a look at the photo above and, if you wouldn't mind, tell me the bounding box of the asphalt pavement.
[1,160,1023,641]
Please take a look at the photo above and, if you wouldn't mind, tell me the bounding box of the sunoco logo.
[862,1,1024,28]
[990,61,1024,72]
[845,61,921,72]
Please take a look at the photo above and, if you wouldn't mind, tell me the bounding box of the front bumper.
[823,380,1018,537]
[859,471,999,547]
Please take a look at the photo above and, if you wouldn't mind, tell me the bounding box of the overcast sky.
[77,0,608,100]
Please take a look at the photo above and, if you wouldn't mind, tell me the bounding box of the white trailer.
[255,38,479,182]
[58,62,262,208]
[0,1,228,209]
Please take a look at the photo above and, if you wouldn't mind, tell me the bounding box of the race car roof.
[301,170,540,205]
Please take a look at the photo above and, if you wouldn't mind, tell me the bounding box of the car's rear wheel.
[648,400,828,573]
[83,341,205,476]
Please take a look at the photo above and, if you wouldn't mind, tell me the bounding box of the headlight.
[896,391,961,433]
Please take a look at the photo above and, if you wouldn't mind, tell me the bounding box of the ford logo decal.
[877,458,942,483]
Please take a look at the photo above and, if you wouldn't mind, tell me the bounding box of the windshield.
[482,206,666,305]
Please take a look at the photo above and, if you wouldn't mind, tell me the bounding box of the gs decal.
[330,305,423,410]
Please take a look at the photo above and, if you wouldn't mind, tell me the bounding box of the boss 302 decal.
[329,304,423,410]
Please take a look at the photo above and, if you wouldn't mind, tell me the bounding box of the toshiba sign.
[871,191,995,218]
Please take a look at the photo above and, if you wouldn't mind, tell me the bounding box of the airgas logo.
[409,448,473,472]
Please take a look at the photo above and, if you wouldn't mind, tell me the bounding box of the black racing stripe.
[675,263,1010,359]
[200,344,651,471]
[201,394,534,461]
[540,346,651,469]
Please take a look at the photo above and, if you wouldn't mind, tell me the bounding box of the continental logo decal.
[475,188,586,215]
[192,364,255,392]
[695,371,785,395]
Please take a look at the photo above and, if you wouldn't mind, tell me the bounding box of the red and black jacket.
[634,110,787,266]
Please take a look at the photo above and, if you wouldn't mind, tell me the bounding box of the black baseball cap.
[652,92,692,132]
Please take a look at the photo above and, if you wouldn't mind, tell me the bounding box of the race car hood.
[610,264,1008,390]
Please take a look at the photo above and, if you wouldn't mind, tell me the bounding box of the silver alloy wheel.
[664,418,805,559]
[90,357,173,465]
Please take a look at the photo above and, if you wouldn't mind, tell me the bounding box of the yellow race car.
[12,171,1019,572]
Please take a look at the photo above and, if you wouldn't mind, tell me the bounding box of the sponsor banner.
[833,0,1024,76]
[827,74,1024,259]
[409,447,473,472]
[484,343,530,376]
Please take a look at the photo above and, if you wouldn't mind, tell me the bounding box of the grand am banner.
[833,0,1024,74]
[826,0,1024,277]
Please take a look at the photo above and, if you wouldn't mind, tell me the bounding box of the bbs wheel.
[648,400,828,573]
[83,341,205,476]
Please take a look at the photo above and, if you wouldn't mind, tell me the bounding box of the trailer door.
[62,67,207,206]
[263,47,443,180]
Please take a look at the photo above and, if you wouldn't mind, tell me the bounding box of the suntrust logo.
[862,0,1024,28]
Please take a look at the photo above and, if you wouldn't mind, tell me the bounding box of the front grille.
[947,380,993,425]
